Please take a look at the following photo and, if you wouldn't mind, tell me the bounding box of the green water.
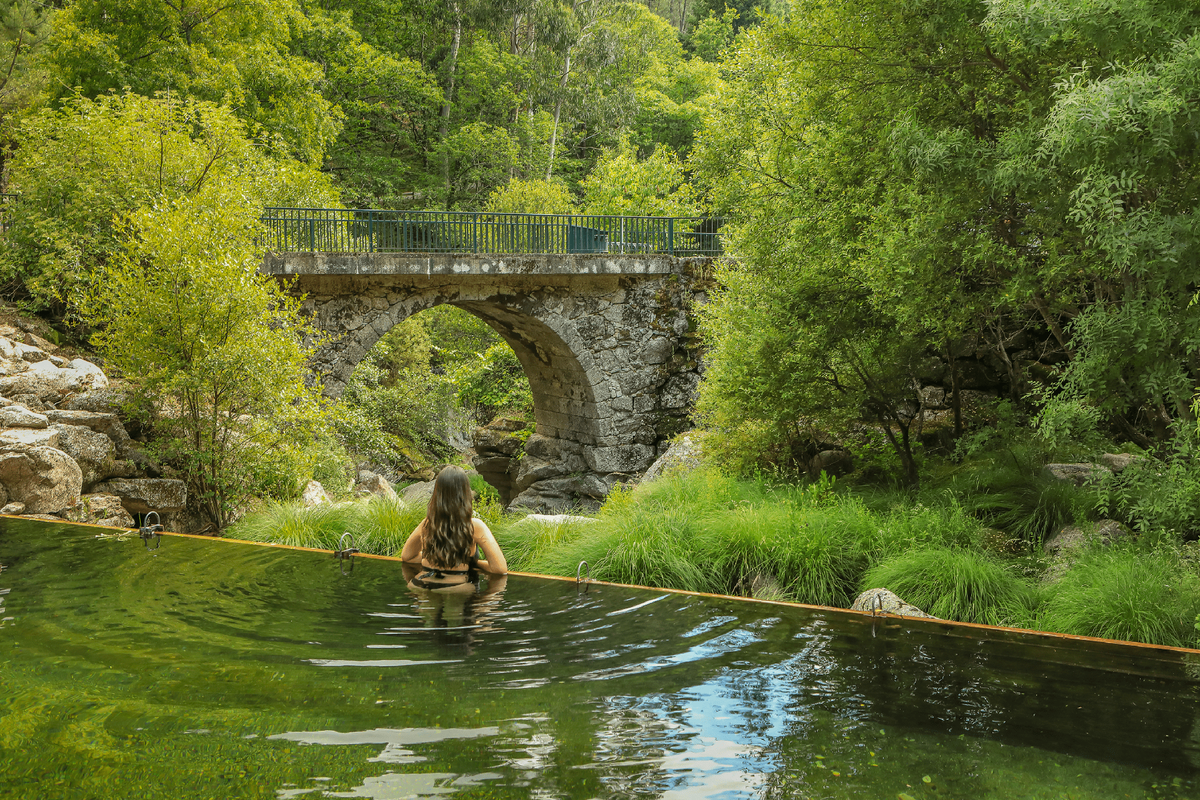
[1,520,1198,799]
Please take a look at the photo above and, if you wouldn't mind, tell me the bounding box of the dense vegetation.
[2,0,1200,645]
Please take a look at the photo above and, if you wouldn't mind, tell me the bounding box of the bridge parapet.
[260,207,724,257]
[262,251,680,278]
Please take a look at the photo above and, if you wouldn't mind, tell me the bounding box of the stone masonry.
[262,251,713,510]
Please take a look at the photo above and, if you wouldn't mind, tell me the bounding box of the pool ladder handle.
[870,592,882,638]
[334,532,359,575]
[139,511,163,551]
[576,560,590,593]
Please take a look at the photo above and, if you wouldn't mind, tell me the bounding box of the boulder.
[90,478,187,514]
[0,502,24,515]
[0,405,48,429]
[401,479,435,506]
[809,449,854,479]
[61,494,135,528]
[851,588,937,619]
[1099,453,1141,474]
[44,410,133,450]
[473,425,525,457]
[642,433,702,483]
[355,471,398,501]
[300,480,331,507]
[61,387,131,415]
[0,428,59,448]
[49,423,118,487]
[1044,519,1132,556]
[0,446,83,514]
[1044,463,1111,486]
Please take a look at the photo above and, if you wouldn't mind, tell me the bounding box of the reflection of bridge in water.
[260,207,725,257]
[261,207,724,511]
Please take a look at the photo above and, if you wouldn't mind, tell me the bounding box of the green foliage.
[692,0,1200,469]
[88,182,326,530]
[2,92,336,311]
[46,0,343,162]
[485,178,577,214]
[1038,544,1200,648]
[453,343,533,420]
[1096,435,1200,542]
[862,548,1036,626]
[581,138,703,217]
[950,446,1098,545]
[689,6,738,62]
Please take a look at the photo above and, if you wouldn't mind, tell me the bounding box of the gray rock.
[49,424,118,487]
[512,455,564,494]
[356,472,397,501]
[851,588,937,619]
[920,385,947,409]
[1044,519,1132,556]
[809,449,854,479]
[61,494,135,528]
[91,478,187,514]
[0,428,59,448]
[1099,453,1140,474]
[61,388,131,415]
[0,405,48,429]
[0,502,24,515]
[401,479,435,506]
[0,446,83,514]
[1044,463,1112,486]
[9,393,47,411]
[643,433,702,483]
[44,410,132,448]
[300,480,331,506]
[473,426,525,457]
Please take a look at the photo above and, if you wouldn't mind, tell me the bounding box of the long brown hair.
[422,466,475,568]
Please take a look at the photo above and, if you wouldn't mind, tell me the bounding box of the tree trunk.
[440,2,463,207]
[545,51,571,179]
[947,342,963,439]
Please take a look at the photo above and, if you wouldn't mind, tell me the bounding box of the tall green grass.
[861,548,1036,625]
[227,495,424,556]
[1038,544,1200,647]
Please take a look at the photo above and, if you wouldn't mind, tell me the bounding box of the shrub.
[1038,544,1200,647]
[861,547,1035,625]
[1096,436,1200,542]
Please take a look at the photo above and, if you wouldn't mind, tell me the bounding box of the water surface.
[1,520,1198,798]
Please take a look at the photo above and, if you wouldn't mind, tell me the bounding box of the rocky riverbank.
[0,323,186,530]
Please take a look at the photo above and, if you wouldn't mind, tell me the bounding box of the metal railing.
[259,208,725,257]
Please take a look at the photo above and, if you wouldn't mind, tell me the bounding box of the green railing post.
[473,214,478,254]
[308,218,314,251]
[369,210,374,253]
[667,218,674,255]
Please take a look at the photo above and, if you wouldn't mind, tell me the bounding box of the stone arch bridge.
[261,249,715,510]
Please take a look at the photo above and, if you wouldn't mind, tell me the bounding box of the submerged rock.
[851,588,937,619]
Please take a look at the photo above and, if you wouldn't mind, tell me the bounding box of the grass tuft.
[1038,544,1200,647]
[861,547,1035,625]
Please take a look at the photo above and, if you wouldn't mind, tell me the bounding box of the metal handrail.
[258,208,725,257]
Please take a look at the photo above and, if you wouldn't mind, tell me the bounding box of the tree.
[45,0,343,162]
[485,177,577,213]
[582,137,701,215]
[89,186,326,530]
[0,92,335,313]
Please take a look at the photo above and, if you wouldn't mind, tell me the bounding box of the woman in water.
[400,466,507,591]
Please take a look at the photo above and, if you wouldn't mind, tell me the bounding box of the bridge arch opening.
[330,296,601,502]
